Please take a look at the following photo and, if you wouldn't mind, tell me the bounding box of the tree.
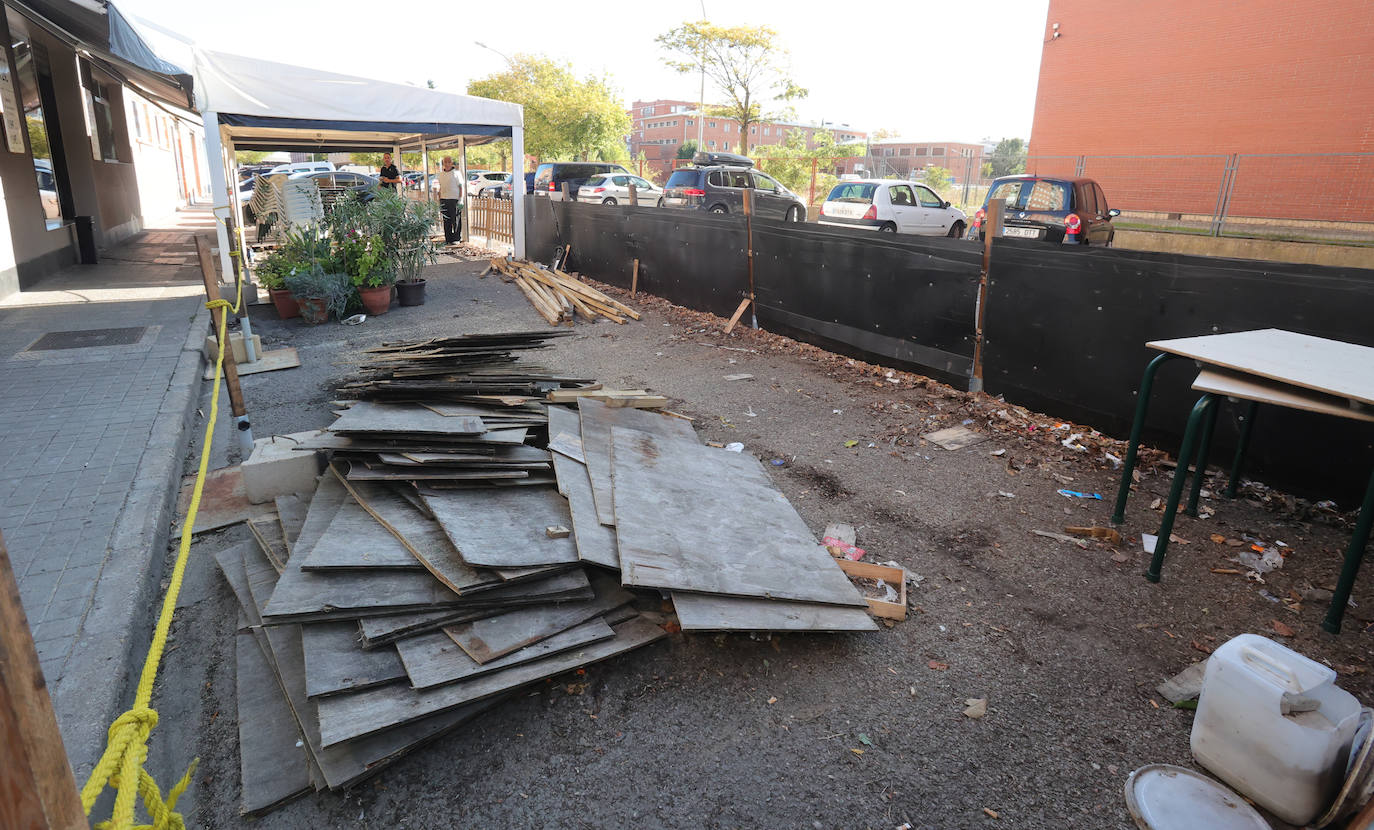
[869,127,900,142]
[987,138,1027,178]
[921,166,952,193]
[656,22,806,154]
[468,56,629,162]
[752,128,863,204]
[350,151,422,168]
[235,150,270,165]
[677,141,698,160]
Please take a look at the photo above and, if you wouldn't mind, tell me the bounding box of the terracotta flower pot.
[396,279,426,306]
[268,287,300,319]
[358,284,392,316]
[295,296,329,325]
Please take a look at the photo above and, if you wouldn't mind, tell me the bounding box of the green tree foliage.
[921,166,952,193]
[751,129,863,201]
[235,150,271,165]
[26,117,48,158]
[676,141,698,160]
[468,56,630,162]
[350,151,422,168]
[987,138,1027,178]
[656,22,806,154]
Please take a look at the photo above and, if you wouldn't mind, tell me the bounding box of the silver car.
[575,173,663,207]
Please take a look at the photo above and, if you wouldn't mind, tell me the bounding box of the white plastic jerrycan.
[1191,634,1362,826]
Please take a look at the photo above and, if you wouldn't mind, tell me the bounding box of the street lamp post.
[696,3,706,154]
[474,41,513,65]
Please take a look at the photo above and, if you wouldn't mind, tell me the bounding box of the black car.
[973,175,1119,245]
[661,151,807,222]
[532,162,631,201]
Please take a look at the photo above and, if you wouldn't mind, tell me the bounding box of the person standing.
[378,152,401,191]
[437,156,463,245]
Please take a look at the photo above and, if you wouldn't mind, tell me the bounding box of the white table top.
[1148,329,1374,407]
[1193,369,1374,423]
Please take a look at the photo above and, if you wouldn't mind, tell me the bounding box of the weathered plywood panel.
[421,486,579,569]
[301,622,406,698]
[610,429,867,608]
[550,452,618,570]
[577,398,698,526]
[445,574,632,663]
[329,401,486,436]
[236,630,312,814]
[671,592,878,632]
[396,616,615,690]
[300,490,423,571]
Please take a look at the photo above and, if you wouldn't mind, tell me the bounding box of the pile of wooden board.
[487,257,640,326]
[216,336,876,815]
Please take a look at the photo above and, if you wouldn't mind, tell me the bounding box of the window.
[888,185,915,206]
[763,127,770,136]
[825,182,875,203]
[916,186,944,208]
[686,119,694,126]
[932,147,945,156]
[884,148,893,157]
[1094,183,1109,215]
[10,12,66,228]
[708,140,716,148]
[645,106,655,115]
[671,120,677,126]
[914,147,927,156]
[898,148,910,156]
[751,172,776,192]
[750,127,755,135]
[1026,179,1068,210]
[80,61,118,162]
[611,175,628,186]
[708,121,716,128]
[989,181,1023,206]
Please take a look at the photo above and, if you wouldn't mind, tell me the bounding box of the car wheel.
[879,222,897,233]
[656,198,665,208]
[785,206,802,223]
[948,221,965,239]
[602,197,617,206]
[709,205,728,214]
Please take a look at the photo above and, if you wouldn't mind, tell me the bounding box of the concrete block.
[242,430,327,504]
[203,332,262,365]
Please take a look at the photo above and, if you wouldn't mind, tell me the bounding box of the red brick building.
[838,140,986,182]
[628,99,865,165]
[1028,0,1374,221]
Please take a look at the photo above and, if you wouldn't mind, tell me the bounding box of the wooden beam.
[631,259,639,298]
[0,530,86,830]
[196,234,247,417]
[723,297,752,334]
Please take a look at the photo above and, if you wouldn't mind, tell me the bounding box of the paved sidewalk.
[0,211,214,779]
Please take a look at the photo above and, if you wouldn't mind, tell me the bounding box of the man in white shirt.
[437,156,463,244]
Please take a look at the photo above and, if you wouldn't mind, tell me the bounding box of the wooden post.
[970,198,1004,393]
[810,157,818,208]
[0,529,87,830]
[725,189,757,334]
[628,183,638,206]
[561,182,571,202]
[196,235,247,418]
[631,259,639,297]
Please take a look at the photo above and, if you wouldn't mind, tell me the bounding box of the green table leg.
[1147,393,1216,583]
[1225,401,1258,499]
[1321,468,1374,634]
[1186,400,1221,517]
[1112,353,1181,525]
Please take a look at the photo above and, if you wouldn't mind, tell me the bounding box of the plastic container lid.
[1125,765,1270,830]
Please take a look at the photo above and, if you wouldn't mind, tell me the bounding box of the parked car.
[287,170,380,192]
[34,159,59,222]
[817,179,966,237]
[481,181,513,199]
[661,151,806,221]
[575,173,663,206]
[973,175,1119,246]
[269,160,335,176]
[531,162,631,201]
[402,171,427,190]
[524,172,536,194]
[469,171,512,197]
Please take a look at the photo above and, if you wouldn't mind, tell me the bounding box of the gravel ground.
[150,253,1373,830]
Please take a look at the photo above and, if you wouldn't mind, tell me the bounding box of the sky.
[115,0,1051,143]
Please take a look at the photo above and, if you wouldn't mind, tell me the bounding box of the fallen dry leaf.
[1110,551,1131,563]
[1210,534,1226,544]
[928,660,949,671]
[850,748,865,756]
[767,696,778,705]
[1210,568,1242,575]
[1192,640,1214,655]
[1272,620,1295,637]
[1225,538,1244,547]
[984,807,1000,819]
[963,698,988,719]
[1169,534,1191,545]
[1064,525,1124,545]
[1149,497,1163,511]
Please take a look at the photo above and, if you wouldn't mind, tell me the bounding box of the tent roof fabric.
[194,50,521,147]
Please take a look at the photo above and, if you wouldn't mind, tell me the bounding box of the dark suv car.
[532,162,631,201]
[973,175,1119,245]
[661,151,807,222]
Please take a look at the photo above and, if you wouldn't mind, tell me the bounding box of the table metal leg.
[1112,353,1181,525]
[1186,400,1221,516]
[1225,401,1259,499]
[1321,467,1374,635]
[1147,393,1216,583]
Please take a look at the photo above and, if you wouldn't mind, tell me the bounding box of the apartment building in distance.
[836,139,986,181]
[629,99,866,163]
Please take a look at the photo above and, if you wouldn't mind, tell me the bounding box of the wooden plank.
[0,530,86,830]
[290,471,348,563]
[1193,368,1374,423]
[275,493,311,553]
[346,466,530,483]
[248,515,288,573]
[1147,328,1374,406]
[295,428,530,450]
[235,629,313,814]
[671,592,879,632]
[421,486,580,568]
[920,425,988,451]
[397,616,616,690]
[601,395,669,409]
[723,297,752,334]
[445,574,633,663]
[836,559,908,621]
[358,607,507,650]
[203,346,300,380]
[301,622,406,698]
[610,428,868,608]
[576,397,699,526]
[548,388,649,403]
[631,258,639,297]
[329,401,486,436]
[316,617,666,747]
[300,485,426,571]
[551,452,619,570]
[173,464,277,534]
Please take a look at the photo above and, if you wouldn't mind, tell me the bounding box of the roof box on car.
[692,150,754,168]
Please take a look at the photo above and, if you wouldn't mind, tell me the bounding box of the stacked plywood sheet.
[217,334,876,815]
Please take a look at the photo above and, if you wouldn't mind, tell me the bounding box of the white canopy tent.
[190,49,526,275]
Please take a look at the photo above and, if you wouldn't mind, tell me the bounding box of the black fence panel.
[984,240,1374,500]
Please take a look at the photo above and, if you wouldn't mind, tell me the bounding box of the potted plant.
[284,265,350,325]
[365,191,439,306]
[254,249,300,319]
[341,230,394,315]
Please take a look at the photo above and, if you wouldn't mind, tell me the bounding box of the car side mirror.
[1107,208,1120,218]
[943,201,951,209]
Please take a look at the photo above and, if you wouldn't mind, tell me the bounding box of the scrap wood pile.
[216,331,881,816]
[487,257,639,326]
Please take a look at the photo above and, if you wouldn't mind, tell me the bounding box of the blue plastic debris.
[1057,489,1103,500]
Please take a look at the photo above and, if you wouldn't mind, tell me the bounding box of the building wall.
[838,142,985,180]
[1028,0,1374,220]
[628,99,865,162]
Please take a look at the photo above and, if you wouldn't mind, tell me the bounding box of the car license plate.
[1003,226,1038,239]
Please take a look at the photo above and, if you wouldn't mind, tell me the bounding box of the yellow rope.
[81,228,244,830]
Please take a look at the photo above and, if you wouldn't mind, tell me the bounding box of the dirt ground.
[150,253,1374,830]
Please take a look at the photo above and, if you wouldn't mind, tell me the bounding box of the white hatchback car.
[575,173,663,206]
[818,179,967,237]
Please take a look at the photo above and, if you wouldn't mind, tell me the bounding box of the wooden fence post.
[971,198,1004,393]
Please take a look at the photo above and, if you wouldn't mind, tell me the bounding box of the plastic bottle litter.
[1057,489,1103,500]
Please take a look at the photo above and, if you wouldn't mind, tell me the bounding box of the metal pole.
[1226,401,1258,498]
[1146,394,1216,583]
[512,127,526,258]
[1322,467,1374,634]
[1111,352,1182,524]
[458,138,469,243]
[200,111,235,283]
